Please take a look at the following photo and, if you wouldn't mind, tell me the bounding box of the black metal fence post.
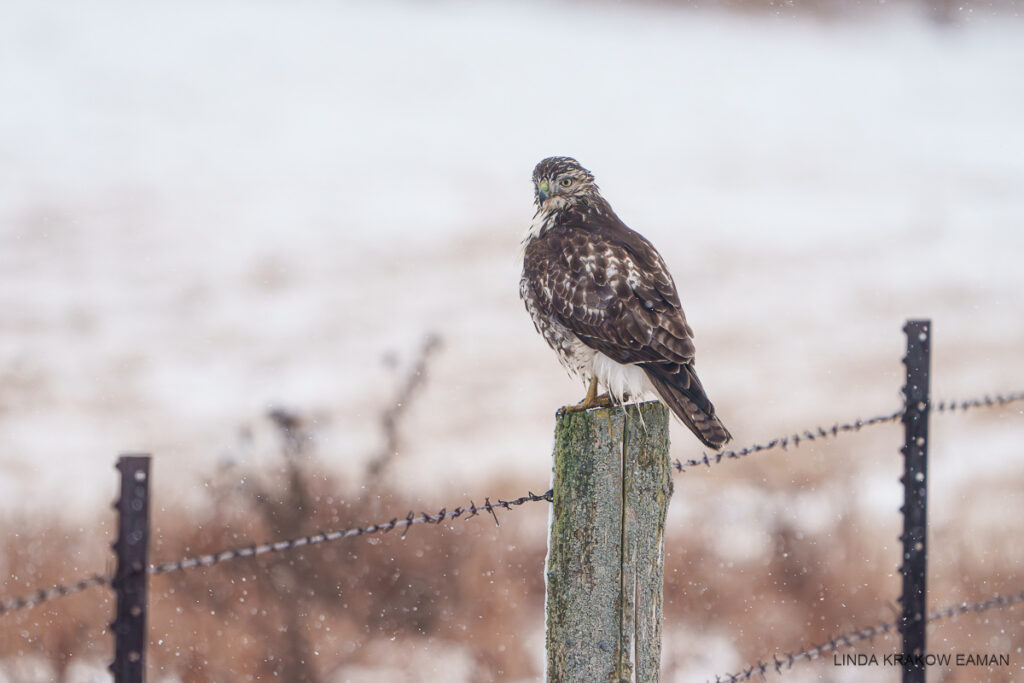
[900,320,931,683]
[111,455,151,683]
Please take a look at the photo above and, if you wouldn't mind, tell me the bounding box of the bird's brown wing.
[522,213,731,448]
[522,219,695,368]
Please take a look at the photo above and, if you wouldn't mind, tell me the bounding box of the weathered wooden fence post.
[545,401,672,682]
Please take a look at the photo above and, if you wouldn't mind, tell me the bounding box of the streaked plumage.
[519,156,731,449]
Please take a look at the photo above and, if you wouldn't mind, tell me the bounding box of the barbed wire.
[0,490,552,617]
[709,588,1024,682]
[932,392,1024,413]
[0,573,110,617]
[674,390,1024,473]
[148,489,552,575]
[2,390,1020,618]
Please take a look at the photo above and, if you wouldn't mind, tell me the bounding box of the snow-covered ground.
[1,1,1022,522]
[2,3,1024,682]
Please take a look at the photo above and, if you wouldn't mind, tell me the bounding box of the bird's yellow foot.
[560,378,615,413]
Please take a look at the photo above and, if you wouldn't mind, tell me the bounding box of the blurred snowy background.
[1,1,1023,681]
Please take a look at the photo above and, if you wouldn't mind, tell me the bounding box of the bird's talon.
[562,379,615,413]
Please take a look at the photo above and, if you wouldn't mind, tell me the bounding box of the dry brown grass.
[1,431,550,682]
[659,416,1024,682]
[2,406,1022,682]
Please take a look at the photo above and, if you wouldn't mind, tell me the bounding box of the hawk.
[519,156,732,449]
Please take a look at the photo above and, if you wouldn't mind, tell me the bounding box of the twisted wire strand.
[0,491,550,617]
[0,573,110,617]
[709,589,1024,682]
[675,390,1024,474]
[0,491,553,616]
[148,489,552,576]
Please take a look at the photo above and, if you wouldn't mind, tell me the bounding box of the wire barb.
[708,589,1024,682]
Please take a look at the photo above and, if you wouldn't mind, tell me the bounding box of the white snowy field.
[2,2,1024,682]
[1,1,1022,520]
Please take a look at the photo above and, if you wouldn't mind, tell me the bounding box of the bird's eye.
[559,177,573,187]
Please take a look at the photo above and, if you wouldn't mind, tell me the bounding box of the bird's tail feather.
[643,363,732,449]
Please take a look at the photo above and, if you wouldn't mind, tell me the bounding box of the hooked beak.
[537,180,550,203]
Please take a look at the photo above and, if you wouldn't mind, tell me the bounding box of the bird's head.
[532,156,598,209]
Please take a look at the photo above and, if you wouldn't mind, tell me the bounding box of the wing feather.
[522,205,695,367]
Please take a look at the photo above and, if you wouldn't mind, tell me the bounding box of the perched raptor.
[518,156,732,449]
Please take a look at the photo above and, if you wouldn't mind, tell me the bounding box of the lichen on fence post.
[545,401,672,682]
